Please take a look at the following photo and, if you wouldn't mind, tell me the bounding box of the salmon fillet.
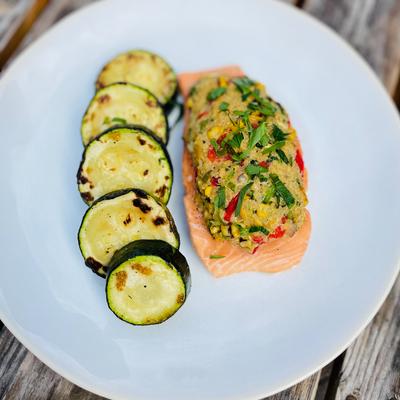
[179,66,311,277]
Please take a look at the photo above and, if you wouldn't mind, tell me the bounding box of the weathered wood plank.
[0,328,106,400]
[304,0,400,95]
[334,281,400,400]
[0,0,48,69]
[304,0,400,399]
[266,372,321,400]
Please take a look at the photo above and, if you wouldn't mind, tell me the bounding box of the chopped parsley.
[271,125,288,142]
[276,149,289,164]
[207,87,226,101]
[248,122,266,149]
[250,90,276,116]
[103,116,111,124]
[232,76,254,99]
[262,185,275,204]
[209,255,225,259]
[270,174,295,208]
[214,186,226,209]
[249,226,269,235]
[235,182,253,217]
[245,163,268,177]
[227,131,244,148]
[262,141,285,154]
[219,101,229,111]
[210,139,226,157]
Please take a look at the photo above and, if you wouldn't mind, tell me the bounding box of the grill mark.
[132,198,151,213]
[81,192,94,203]
[85,257,103,272]
[153,217,166,226]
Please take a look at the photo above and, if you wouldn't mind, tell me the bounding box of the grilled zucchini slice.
[106,240,190,325]
[78,189,179,278]
[77,126,172,205]
[81,83,168,145]
[96,50,177,108]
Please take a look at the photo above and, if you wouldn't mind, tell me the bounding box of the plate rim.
[1,0,400,398]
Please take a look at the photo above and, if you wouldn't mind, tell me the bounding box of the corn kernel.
[219,76,228,87]
[221,225,229,236]
[186,97,193,109]
[207,126,224,140]
[204,186,213,197]
[231,224,240,238]
[210,225,220,234]
[238,120,245,129]
[257,204,269,219]
[256,82,265,92]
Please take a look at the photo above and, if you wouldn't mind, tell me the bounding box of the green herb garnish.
[207,87,226,101]
[210,139,226,157]
[245,163,268,177]
[271,125,288,142]
[219,101,229,111]
[248,122,266,149]
[228,131,244,148]
[262,141,285,154]
[210,255,225,259]
[214,186,226,209]
[270,174,295,208]
[249,226,269,235]
[262,185,275,204]
[232,77,254,99]
[251,90,276,116]
[103,116,111,124]
[276,149,289,164]
[111,117,127,124]
[235,182,253,217]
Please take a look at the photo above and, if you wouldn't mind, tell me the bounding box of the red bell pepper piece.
[224,193,239,222]
[207,146,217,161]
[211,176,219,187]
[251,235,265,244]
[224,154,233,161]
[217,133,227,145]
[252,245,260,254]
[269,225,285,239]
[295,149,304,173]
[259,161,269,168]
[197,110,209,120]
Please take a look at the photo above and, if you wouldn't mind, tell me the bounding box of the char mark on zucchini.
[77,127,173,205]
[96,50,178,111]
[78,189,179,278]
[106,240,190,325]
[81,83,168,145]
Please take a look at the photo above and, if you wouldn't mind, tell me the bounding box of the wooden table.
[0,0,400,399]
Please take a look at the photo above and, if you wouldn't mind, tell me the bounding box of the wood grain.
[303,1,400,399]
[0,0,48,69]
[304,0,400,95]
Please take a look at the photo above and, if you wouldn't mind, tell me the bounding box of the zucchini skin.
[76,125,173,205]
[95,49,178,111]
[77,188,180,278]
[81,82,169,145]
[106,240,191,326]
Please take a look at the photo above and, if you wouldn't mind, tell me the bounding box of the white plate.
[1,0,400,399]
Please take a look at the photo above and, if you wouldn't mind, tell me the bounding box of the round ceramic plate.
[1,0,400,399]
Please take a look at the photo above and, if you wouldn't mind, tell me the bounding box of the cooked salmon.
[179,66,311,277]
